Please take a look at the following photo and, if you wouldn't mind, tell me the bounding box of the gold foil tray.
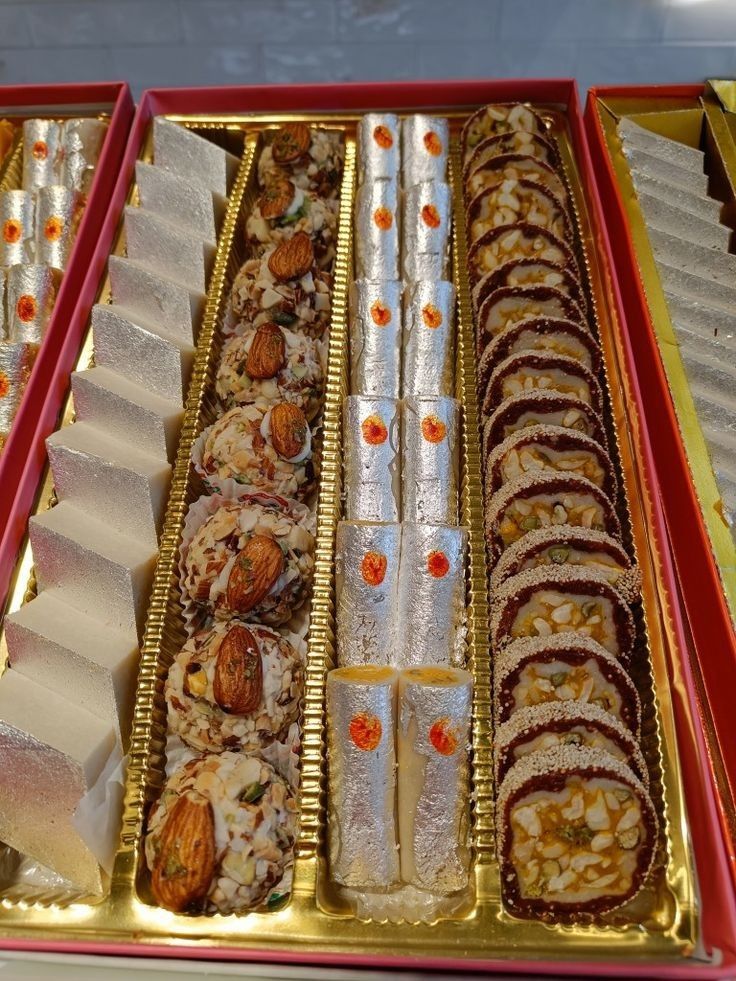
[0,109,701,968]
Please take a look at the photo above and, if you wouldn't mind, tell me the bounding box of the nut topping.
[259,178,296,220]
[213,625,263,714]
[226,535,284,614]
[246,322,286,379]
[271,122,311,164]
[268,231,314,282]
[270,401,308,459]
[151,792,216,912]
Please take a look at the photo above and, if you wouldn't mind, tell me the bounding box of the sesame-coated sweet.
[477,317,601,388]
[472,259,585,315]
[483,351,603,421]
[483,390,607,450]
[461,104,548,162]
[468,222,576,286]
[467,179,572,246]
[463,132,559,185]
[465,153,567,205]
[477,285,585,352]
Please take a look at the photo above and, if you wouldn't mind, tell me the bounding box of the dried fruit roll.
[496,747,657,918]
[483,390,607,448]
[401,114,449,187]
[476,285,586,353]
[258,122,344,197]
[348,279,402,399]
[490,566,635,661]
[166,621,303,753]
[246,178,339,269]
[472,258,586,314]
[327,665,400,889]
[355,179,399,280]
[230,232,332,339]
[145,752,298,914]
[468,223,577,286]
[477,317,601,385]
[485,425,616,499]
[463,131,559,186]
[461,104,547,162]
[358,112,400,183]
[397,523,467,668]
[397,665,473,893]
[195,401,317,500]
[402,179,451,282]
[401,396,460,525]
[181,497,314,625]
[343,395,401,522]
[494,701,648,785]
[483,351,603,420]
[466,179,572,246]
[465,153,567,206]
[336,520,401,667]
[216,322,325,421]
[490,525,639,603]
[493,634,641,733]
[402,279,456,398]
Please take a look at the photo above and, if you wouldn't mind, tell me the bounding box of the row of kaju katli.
[0,119,108,440]
[618,116,736,524]
[0,121,238,897]
[327,112,473,901]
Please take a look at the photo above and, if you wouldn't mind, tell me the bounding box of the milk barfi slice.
[630,169,721,224]
[483,352,603,420]
[124,206,216,295]
[108,254,205,345]
[636,190,730,251]
[153,117,240,198]
[478,317,600,385]
[619,117,704,173]
[625,148,708,196]
[665,291,736,345]
[135,160,224,245]
[468,223,576,286]
[473,258,586,314]
[483,390,607,448]
[649,225,736,283]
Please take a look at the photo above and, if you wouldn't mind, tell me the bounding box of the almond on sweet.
[213,624,263,714]
[151,792,216,912]
[226,535,284,614]
[271,401,308,459]
[272,122,311,164]
[268,231,314,282]
[259,178,296,219]
[246,322,286,379]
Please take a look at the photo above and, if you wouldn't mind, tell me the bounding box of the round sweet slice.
[461,103,547,162]
[483,352,603,421]
[493,634,641,732]
[494,701,648,785]
[463,131,559,186]
[465,153,567,205]
[166,620,303,753]
[466,179,571,246]
[145,752,298,914]
[483,390,607,448]
[477,286,585,352]
[490,565,635,661]
[485,425,616,499]
[497,746,657,918]
[472,258,586,314]
[478,317,601,388]
[490,525,640,604]
[468,223,576,286]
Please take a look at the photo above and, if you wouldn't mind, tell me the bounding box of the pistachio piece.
[520,515,541,531]
[616,827,640,850]
[240,781,266,804]
[550,671,567,687]
[548,545,570,564]
[563,731,583,746]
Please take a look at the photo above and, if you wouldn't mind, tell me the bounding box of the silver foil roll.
[7,263,60,345]
[61,118,108,194]
[22,119,62,190]
[401,115,449,188]
[358,113,400,184]
[397,665,472,893]
[327,665,400,888]
[0,270,6,339]
[397,523,467,668]
[355,179,399,280]
[336,521,401,667]
[402,180,451,283]
[34,186,80,271]
[402,395,460,525]
[349,279,402,398]
[0,341,37,438]
[402,280,456,398]
[0,191,35,267]
[344,395,401,522]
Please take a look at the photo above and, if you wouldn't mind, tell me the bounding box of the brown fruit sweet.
[259,178,296,220]
[272,122,311,164]
[151,792,216,912]
[213,624,263,714]
[226,535,284,614]
[246,322,286,379]
[267,231,314,282]
[270,401,308,460]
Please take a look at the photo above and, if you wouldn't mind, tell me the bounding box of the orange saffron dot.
[421,204,441,228]
[16,294,37,323]
[423,130,443,156]
[421,414,447,444]
[0,371,9,399]
[361,413,388,445]
[373,124,393,149]
[370,299,391,327]
[32,140,48,160]
[429,717,458,756]
[349,712,382,751]
[361,551,387,587]
[373,206,393,231]
[3,219,21,244]
[427,550,450,579]
[422,303,443,329]
[43,215,63,241]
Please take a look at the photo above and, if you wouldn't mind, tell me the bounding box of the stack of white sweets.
[618,117,736,527]
[0,120,237,896]
[327,113,473,902]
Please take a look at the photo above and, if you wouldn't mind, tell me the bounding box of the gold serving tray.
[0,109,701,968]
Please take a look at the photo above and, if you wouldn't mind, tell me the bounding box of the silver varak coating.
[34,186,80,272]
[401,180,451,283]
[358,113,400,184]
[349,279,402,398]
[7,263,60,345]
[355,179,399,280]
[402,395,460,525]
[343,395,401,522]
[402,279,457,398]
[401,115,449,188]
[0,191,35,267]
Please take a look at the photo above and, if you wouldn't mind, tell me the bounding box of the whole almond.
[272,122,310,164]
[246,322,286,379]
[268,231,313,282]
[270,402,308,460]
[226,534,284,614]
[213,624,263,714]
[151,792,216,912]
[259,178,295,220]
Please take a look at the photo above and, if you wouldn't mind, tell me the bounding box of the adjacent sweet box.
[0,80,734,976]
